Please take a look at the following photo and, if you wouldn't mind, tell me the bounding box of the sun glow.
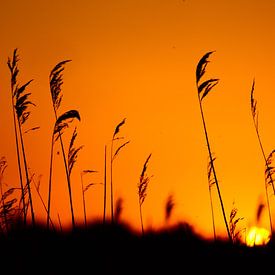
[246,226,271,247]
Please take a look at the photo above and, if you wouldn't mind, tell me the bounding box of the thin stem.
[10,81,26,225]
[81,173,87,229]
[265,182,273,233]
[254,123,275,194]
[47,132,55,230]
[253,120,274,232]
[139,201,144,236]
[53,109,75,230]
[18,121,35,227]
[110,140,114,223]
[209,186,216,241]
[198,93,232,242]
[103,145,107,224]
[58,213,63,233]
[34,178,55,231]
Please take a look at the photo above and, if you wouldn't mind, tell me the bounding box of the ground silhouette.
[0,220,274,274]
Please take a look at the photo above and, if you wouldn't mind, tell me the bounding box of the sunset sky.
[1,0,275,239]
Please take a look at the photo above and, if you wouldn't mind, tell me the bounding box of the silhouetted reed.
[47,110,80,230]
[250,79,274,233]
[229,202,244,244]
[137,153,152,235]
[196,51,232,242]
[8,49,36,227]
[110,118,130,223]
[103,145,107,224]
[7,49,27,225]
[49,60,80,230]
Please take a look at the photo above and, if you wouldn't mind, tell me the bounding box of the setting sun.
[246,226,271,247]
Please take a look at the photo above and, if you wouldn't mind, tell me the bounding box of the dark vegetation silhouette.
[137,153,152,235]
[196,51,232,242]
[251,79,275,233]
[110,118,130,223]
[1,49,275,274]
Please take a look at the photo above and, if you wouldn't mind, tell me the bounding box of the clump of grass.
[195,51,232,242]
[137,153,152,235]
[0,157,22,233]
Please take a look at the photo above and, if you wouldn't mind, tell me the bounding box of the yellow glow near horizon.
[246,226,271,247]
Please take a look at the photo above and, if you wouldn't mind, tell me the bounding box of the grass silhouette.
[196,51,232,242]
[1,49,275,274]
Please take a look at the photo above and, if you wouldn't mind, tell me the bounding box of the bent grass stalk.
[250,79,274,233]
[196,51,232,242]
[47,110,81,230]
[49,60,78,230]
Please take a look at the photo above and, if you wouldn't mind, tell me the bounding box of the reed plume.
[47,110,80,229]
[7,49,26,224]
[196,51,231,242]
[49,60,79,230]
[137,153,152,235]
[250,79,274,232]
[110,118,130,223]
[8,49,37,227]
[229,202,244,244]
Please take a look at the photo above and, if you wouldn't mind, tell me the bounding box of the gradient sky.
[1,0,275,239]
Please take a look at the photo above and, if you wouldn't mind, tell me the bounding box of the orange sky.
[1,0,275,239]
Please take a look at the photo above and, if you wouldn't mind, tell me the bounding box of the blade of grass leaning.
[7,49,27,225]
[196,51,232,242]
[250,79,274,233]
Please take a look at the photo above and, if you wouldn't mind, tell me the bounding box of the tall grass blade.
[7,49,26,225]
[250,79,274,232]
[196,51,232,242]
[110,118,129,223]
